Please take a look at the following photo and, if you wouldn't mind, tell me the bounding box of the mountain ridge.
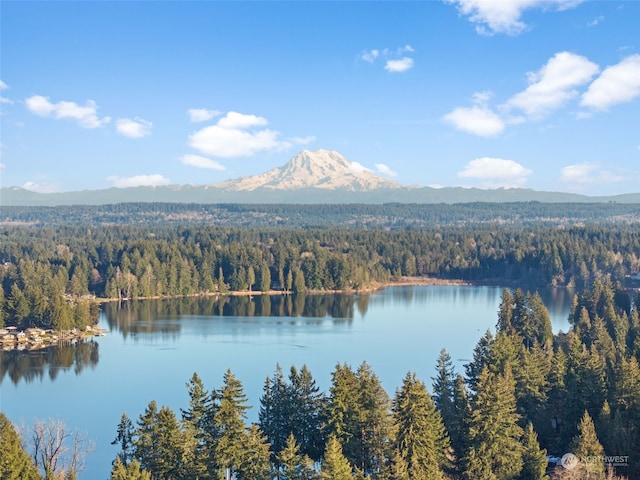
[1,149,639,206]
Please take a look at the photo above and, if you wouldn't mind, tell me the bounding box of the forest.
[1,220,640,330]
[2,201,640,228]
[2,280,639,479]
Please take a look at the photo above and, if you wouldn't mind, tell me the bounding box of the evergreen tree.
[235,424,272,480]
[569,411,605,480]
[518,423,548,480]
[328,363,361,466]
[259,366,289,465]
[181,372,214,478]
[133,400,160,475]
[389,449,409,480]
[278,432,319,480]
[259,264,271,292]
[432,348,456,431]
[497,289,515,334]
[450,373,471,465]
[213,369,250,479]
[393,372,450,480]
[356,361,394,478]
[289,364,326,461]
[321,435,353,480]
[0,412,40,480]
[464,366,524,480]
[149,405,187,480]
[279,433,303,480]
[465,329,494,393]
[111,412,134,467]
[110,458,151,480]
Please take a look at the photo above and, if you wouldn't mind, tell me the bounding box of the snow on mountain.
[214,149,402,191]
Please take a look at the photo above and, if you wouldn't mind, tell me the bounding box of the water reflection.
[1,287,573,386]
[103,293,369,336]
[0,340,99,385]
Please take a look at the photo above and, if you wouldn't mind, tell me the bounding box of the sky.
[1,0,639,196]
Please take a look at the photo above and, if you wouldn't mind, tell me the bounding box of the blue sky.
[1,1,639,196]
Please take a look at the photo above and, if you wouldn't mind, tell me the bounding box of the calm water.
[0,285,573,479]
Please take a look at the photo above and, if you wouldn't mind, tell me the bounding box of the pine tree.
[0,412,40,480]
[497,288,515,334]
[450,374,471,465]
[465,329,494,393]
[279,433,303,480]
[464,366,524,480]
[110,458,151,480]
[321,435,353,480]
[328,363,361,465]
[518,423,548,480]
[356,361,394,478]
[432,348,456,430]
[151,405,187,480]
[393,371,450,480]
[181,372,214,478]
[570,411,605,480]
[235,424,272,480]
[289,364,326,461]
[278,432,319,480]
[111,412,134,467]
[213,369,250,479]
[133,400,160,475]
[259,366,289,465]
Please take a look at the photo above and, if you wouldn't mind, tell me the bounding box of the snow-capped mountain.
[214,149,402,191]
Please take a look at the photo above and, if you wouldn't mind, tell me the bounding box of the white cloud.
[217,111,268,129]
[361,49,379,63]
[188,111,310,158]
[397,45,415,54]
[116,118,152,138]
[107,174,170,188]
[0,163,5,171]
[384,57,414,73]
[188,108,221,123]
[458,157,532,187]
[560,162,623,186]
[290,135,315,146]
[350,162,372,173]
[362,46,415,72]
[505,51,599,118]
[180,154,226,171]
[472,90,493,105]
[443,105,505,136]
[25,95,111,128]
[22,181,57,193]
[587,15,604,27]
[446,0,584,36]
[375,163,398,177]
[0,81,11,105]
[580,55,640,110]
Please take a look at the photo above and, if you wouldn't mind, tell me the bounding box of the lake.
[0,285,574,479]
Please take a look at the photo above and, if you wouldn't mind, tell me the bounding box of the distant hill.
[1,149,639,206]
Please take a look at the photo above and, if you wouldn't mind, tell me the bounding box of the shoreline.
[96,276,475,303]
[0,325,106,352]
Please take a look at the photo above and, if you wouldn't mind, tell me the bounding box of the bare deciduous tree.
[28,418,95,480]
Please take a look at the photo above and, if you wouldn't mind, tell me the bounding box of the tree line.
[2,223,639,329]
[3,202,640,228]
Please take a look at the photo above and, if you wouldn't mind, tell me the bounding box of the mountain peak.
[214,149,402,192]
